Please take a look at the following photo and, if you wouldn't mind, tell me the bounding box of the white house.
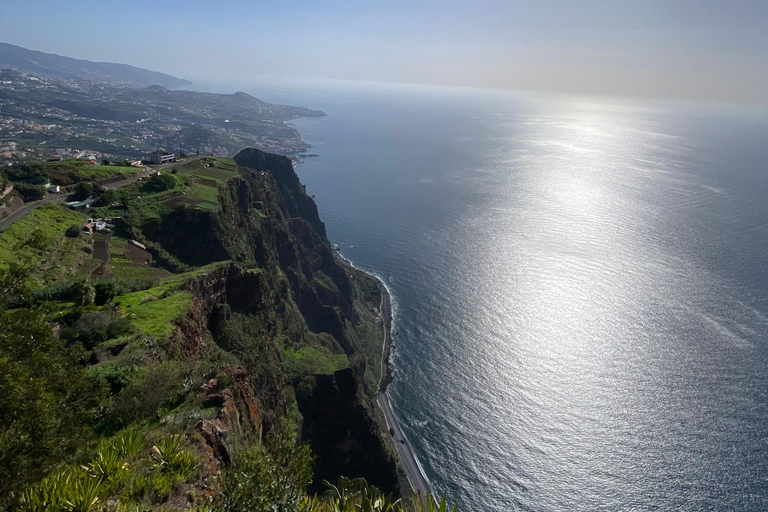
[148,150,174,165]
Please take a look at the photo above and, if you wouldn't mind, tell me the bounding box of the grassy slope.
[0,203,85,269]
[113,262,228,337]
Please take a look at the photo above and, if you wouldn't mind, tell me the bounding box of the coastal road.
[334,251,434,501]
[378,390,433,501]
[371,278,434,502]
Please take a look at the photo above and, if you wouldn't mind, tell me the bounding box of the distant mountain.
[0,42,191,88]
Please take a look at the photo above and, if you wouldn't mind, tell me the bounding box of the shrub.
[65,225,82,238]
[143,240,193,273]
[218,420,313,512]
[106,361,191,427]
[0,309,103,502]
[73,310,131,347]
[93,189,116,207]
[94,282,117,305]
[71,280,95,306]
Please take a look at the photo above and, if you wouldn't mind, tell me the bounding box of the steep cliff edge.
[139,149,401,493]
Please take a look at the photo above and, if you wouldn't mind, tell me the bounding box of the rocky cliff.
[142,149,400,494]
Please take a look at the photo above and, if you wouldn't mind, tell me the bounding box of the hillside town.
[0,69,324,166]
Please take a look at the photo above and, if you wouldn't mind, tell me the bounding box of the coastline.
[333,250,433,500]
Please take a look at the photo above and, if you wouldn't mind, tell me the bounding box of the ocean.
[214,77,768,511]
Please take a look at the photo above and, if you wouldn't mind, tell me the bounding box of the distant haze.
[4,0,768,103]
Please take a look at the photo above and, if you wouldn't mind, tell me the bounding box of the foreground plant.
[18,469,105,512]
[307,477,457,512]
[152,434,197,479]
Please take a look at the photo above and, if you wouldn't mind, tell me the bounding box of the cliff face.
[144,149,399,494]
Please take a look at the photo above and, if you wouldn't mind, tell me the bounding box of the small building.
[47,185,60,194]
[148,150,175,165]
[67,198,95,210]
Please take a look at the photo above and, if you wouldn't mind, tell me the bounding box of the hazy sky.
[3,0,768,103]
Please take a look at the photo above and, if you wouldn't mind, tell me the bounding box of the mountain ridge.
[0,41,191,88]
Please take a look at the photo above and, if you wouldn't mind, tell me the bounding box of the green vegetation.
[188,182,219,204]
[143,173,178,193]
[0,151,448,511]
[12,182,46,201]
[219,421,313,512]
[0,203,84,270]
[284,346,350,381]
[0,307,104,500]
[16,429,199,511]
[115,286,192,338]
[9,161,135,186]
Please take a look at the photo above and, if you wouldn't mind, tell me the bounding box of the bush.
[106,361,191,427]
[94,282,117,305]
[65,225,82,238]
[74,311,132,347]
[218,420,313,512]
[93,189,116,207]
[0,309,104,502]
[143,241,193,273]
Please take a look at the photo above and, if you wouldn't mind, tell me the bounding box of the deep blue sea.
[211,77,768,511]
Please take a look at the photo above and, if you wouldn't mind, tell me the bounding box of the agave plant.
[17,472,67,512]
[411,493,458,512]
[152,433,197,478]
[85,443,129,485]
[323,476,367,508]
[19,469,106,512]
[114,428,146,461]
[320,478,403,512]
[61,476,104,512]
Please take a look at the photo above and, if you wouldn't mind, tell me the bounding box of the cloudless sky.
[3,0,768,102]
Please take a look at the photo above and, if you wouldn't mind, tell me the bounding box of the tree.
[71,280,95,306]
[0,308,103,503]
[143,173,176,193]
[72,182,94,201]
[13,182,45,202]
[93,189,116,207]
